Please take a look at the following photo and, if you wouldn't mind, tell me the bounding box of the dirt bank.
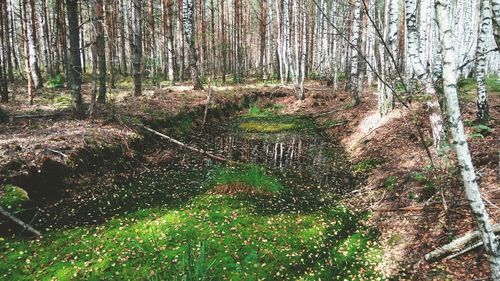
[283,82,499,280]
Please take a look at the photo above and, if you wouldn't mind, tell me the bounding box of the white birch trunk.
[350,0,361,106]
[476,0,492,121]
[405,0,447,155]
[436,1,500,279]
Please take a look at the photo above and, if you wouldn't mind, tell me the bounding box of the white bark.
[350,0,362,106]
[405,0,447,155]
[436,0,500,279]
[476,0,493,121]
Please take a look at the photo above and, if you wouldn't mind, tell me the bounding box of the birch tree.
[350,0,362,106]
[27,0,42,89]
[436,0,500,279]
[405,0,447,155]
[476,0,493,122]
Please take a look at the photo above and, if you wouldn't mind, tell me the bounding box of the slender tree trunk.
[183,0,203,90]
[167,0,175,82]
[96,0,107,103]
[0,9,7,103]
[79,1,86,74]
[491,0,500,47]
[133,0,142,96]
[350,0,362,106]
[66,0,84,118]
[21,0,34,105]
[259,0,266,80]
[2,0,14,82]
[41,0,53,77]
[148,0,156,80]
[405,0,447,155]
[299,0,307,100]
[221,0,227,83]
[475,0,492,122]
[105,0,116,88]
[28,0,42,88]
[436,1,500,279]
[89,0,98,116]
[120,0,127,75]
[210,0,216,79]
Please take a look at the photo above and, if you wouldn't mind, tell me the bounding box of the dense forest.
[0,0,499,279]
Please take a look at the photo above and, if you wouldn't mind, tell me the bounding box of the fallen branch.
[0,206,41,236]
[319,121,348,130]
[139,125,230,162]
[310,108,344,118]
[11,113,60,120]
[372,206,440,212]
[425,224,500,263]
[45,148,69,159]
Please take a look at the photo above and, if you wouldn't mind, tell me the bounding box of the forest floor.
[0,76,499,279]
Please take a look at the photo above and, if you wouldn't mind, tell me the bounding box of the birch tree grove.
[0,0,500,279]
[436,0,500,278]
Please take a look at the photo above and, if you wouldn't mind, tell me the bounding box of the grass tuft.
[209,164,284,194]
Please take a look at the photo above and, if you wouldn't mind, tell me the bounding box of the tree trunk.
[119,0,127,76]
[491,0,500,48]
[2,0,14,82]
[66,0,84,118]
[0,0,8,103]
[96,0,107,103]
[475,0,492,122]
[105,0,116,89]
[133,0,142,96]
[182,0,203,90]
[350,0,362,106]
[436,0,500,279]
[221,0,227,83]
[28,0,42,88]
[259,0,266,80]
[21,0,34,105]
[405,0,447,156]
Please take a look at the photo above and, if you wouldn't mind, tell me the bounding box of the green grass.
[352,158,386,175]
[40,92,72,109]
[209,164,285,194]
[457,75,500,103]
[238,105,314,134]
[0,194,381,280]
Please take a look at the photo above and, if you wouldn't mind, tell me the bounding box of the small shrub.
[352,158,385,175]
[383,176,398,191]
[46,74,64,89]
[470,124,493,139]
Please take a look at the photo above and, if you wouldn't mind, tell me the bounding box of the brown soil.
[279,81,499,280]
[212,183,273,196]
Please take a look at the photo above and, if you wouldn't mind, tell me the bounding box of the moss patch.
[0,185,30,213]
[239,120,297,133]
[237,105,314,134]
[0,195,381,280]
